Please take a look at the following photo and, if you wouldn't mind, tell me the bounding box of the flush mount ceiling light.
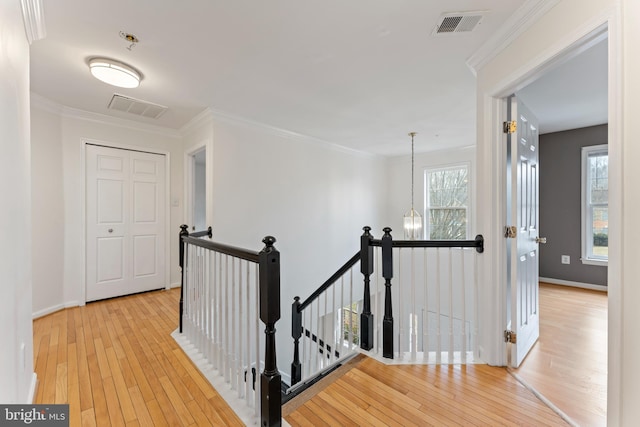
[89,58,141,88]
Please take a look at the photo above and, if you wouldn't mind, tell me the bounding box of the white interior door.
[506,95,541,367]
[86,144,166,302]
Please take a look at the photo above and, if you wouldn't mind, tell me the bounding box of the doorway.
[502,30,609,425]
[191,148,207,232]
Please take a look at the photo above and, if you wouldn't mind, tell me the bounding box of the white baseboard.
[27,373,38,403]
[539,277,608,292]
[32,304,65,319]
[170,281,181,289]
[32,300,81,319]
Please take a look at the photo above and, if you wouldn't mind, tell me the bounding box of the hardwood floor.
[32,288,244,427]
[285,356,569,426]
[513,283,608,427]
[34,286,586,426]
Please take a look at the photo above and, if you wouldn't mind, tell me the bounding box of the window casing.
[424,164,469,240]
[581,145,608,265]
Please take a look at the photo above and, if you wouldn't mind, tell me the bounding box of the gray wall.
[539,124,608,286]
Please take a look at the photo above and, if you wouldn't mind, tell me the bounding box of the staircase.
[176,225,484,426]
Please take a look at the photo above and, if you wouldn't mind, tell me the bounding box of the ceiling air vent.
[433,11,485,35]
[108,94,168,119]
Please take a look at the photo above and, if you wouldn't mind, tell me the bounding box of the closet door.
[86,145,166,302]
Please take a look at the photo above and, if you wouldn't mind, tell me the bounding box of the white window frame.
[581,144,608,266]
[423,163,470,240]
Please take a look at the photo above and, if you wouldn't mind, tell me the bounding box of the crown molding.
[180,108,215,136]
[31,92,63,114]
[466,0,561,75]
[20,0,46,44]
[31,93,181,138]
[206,107,380,159]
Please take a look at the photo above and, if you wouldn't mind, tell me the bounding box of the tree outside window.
[425,165,469,240]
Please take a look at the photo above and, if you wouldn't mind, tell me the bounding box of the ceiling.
[29,0,606,156]
[517,36,608,135]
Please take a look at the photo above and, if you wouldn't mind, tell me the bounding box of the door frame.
[81,138,172,304]
[477,7,621,423]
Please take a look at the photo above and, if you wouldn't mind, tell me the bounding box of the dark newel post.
[259,236,281,427]
[178,224,189,333]
[381,227,394,359]
[360,226,374,350]
[291,296,302,385]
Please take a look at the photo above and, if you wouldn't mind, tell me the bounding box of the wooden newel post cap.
[180,224,189,232]
[262,235,277,248]
[362,226,372,235]
[383,227,392,236]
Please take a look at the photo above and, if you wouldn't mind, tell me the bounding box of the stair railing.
[367,227,484,364]
[289,226,484,393]
[179,225,281,427]
[289,251,362,390]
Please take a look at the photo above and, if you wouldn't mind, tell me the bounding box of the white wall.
[186,113,387,375]
[31,106,65,317]
[30,103,184,313]
[386,145,476,238]
[473,0,635,423]
[0,0,36,402]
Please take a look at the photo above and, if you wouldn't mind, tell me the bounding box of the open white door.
[506,95,544,367]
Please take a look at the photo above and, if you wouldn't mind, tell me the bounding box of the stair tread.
[282,353,367,417]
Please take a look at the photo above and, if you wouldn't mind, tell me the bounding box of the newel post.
[360,226,374,350]
[179,224,189,333]
[259,236,282,427]
[291,296,302,386]
[381,227,394,358]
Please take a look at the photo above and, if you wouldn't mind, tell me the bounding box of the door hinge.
[504,330,517,344]
[504,226,517,238]
[503,121,517,134]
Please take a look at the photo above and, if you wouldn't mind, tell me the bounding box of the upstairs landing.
[284,355,569,426]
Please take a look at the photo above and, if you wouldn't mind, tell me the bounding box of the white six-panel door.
[507,96,541,367]
[86,144,166,302]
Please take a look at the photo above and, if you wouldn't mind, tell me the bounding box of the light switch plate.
[561,255,570,264]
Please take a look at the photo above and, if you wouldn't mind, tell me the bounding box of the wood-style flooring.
[513,283,607,427]
[284,356,568,426]
[32,288,243,427]
[33,286,585,426]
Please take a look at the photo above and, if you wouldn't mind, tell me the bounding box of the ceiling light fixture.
[89,58,141,88]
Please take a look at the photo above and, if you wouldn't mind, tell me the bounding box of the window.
[341,303,359,345]
[582,145,608,265]
[424,164,469,240]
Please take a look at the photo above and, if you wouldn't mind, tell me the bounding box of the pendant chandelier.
[403,132,422,240]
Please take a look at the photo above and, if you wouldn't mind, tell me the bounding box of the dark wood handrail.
[370,234,484,253]
[189,226,212,238]
[297,251,360,312]
[181,235,260,263]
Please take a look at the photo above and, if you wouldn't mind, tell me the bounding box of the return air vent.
[108,94,168,119]
[433,12,485,35]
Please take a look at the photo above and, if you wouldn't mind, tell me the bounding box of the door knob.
[535,237,547,244]
[108,228,113,233]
